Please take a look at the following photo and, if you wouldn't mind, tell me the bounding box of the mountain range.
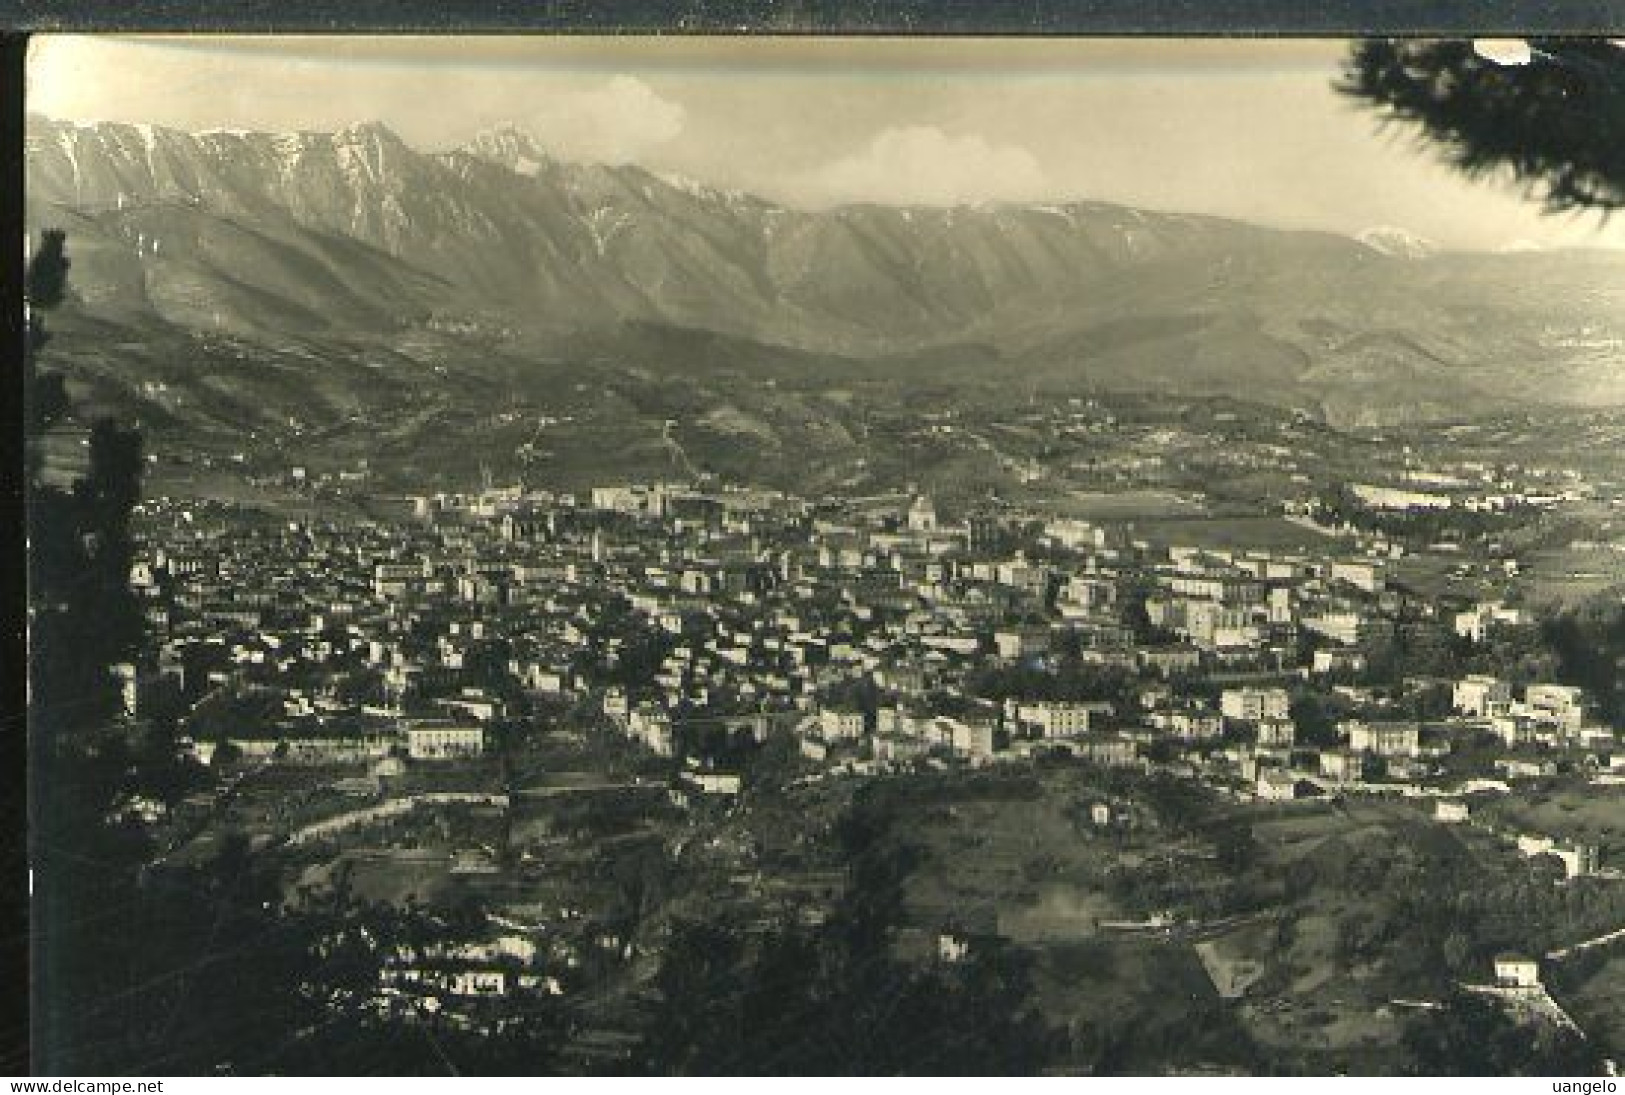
[24,114,1625,474]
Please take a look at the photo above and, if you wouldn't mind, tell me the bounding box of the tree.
[1212,820,1258,876]
[1401,989,1606,1075]
[1441,930,1476,976]
[640,787,1061,1075]
[26,232,164,1072]
[1290,692,1342,748]
[746,729,808,793]
[27,230,147,725]
[1342,39,1625,213]
[25,232,72,480]
[1541,598,1625,727]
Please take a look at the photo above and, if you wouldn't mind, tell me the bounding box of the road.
[1548,924,1625,961]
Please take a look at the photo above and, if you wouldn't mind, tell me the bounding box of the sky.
[26,34,1625,252]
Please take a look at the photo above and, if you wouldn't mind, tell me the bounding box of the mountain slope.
[25,114,1625,433]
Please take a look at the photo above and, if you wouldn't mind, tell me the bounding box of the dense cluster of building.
[98,472,1625,1044]
[121,480,1618,860]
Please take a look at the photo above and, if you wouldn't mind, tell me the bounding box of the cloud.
[804,125,1049,207]
[523,76,685,164]
[29,41,688,167]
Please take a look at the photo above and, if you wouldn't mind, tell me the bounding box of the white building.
[405,721,485,760]
[1014,700,1112,739]
[1330,559,1385,594]
[819,708,868,741]
[1351,483,1453,511]
[1515,835,1601,879]
[686,770,743,796]
[1057,575,1116,613]
[993,627,1050,661]
[907,495,939,533]
[628,705,675,756]
[1185,601,1261,651]
[1453,602,1525,642]
[1257,718,1296,749]
[1453,674,1512,718]
[1046,519,1106,551]
[1462,601,1521,643]
[1255,770,1302,801]
[1221,687,1290,724]
[1493,954,1541,991]
[1434,801,1470,824]
[1524,683,1587,732]
[1347,721,1420,759]
[1312,648,1368,676]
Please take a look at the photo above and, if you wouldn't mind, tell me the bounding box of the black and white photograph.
[17,32,1625,1077]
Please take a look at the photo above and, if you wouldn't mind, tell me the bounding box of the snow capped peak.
[656,171,712,199]
[1357,225,1439,259]
[332,120,405,149]
[462,124,552,177]
[655,171,749,205]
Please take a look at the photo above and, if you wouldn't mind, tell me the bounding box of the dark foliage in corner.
[26,230,147,722]
[1342,39,1625,214]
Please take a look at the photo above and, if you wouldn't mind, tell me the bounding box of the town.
[99,458,1625,1073]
